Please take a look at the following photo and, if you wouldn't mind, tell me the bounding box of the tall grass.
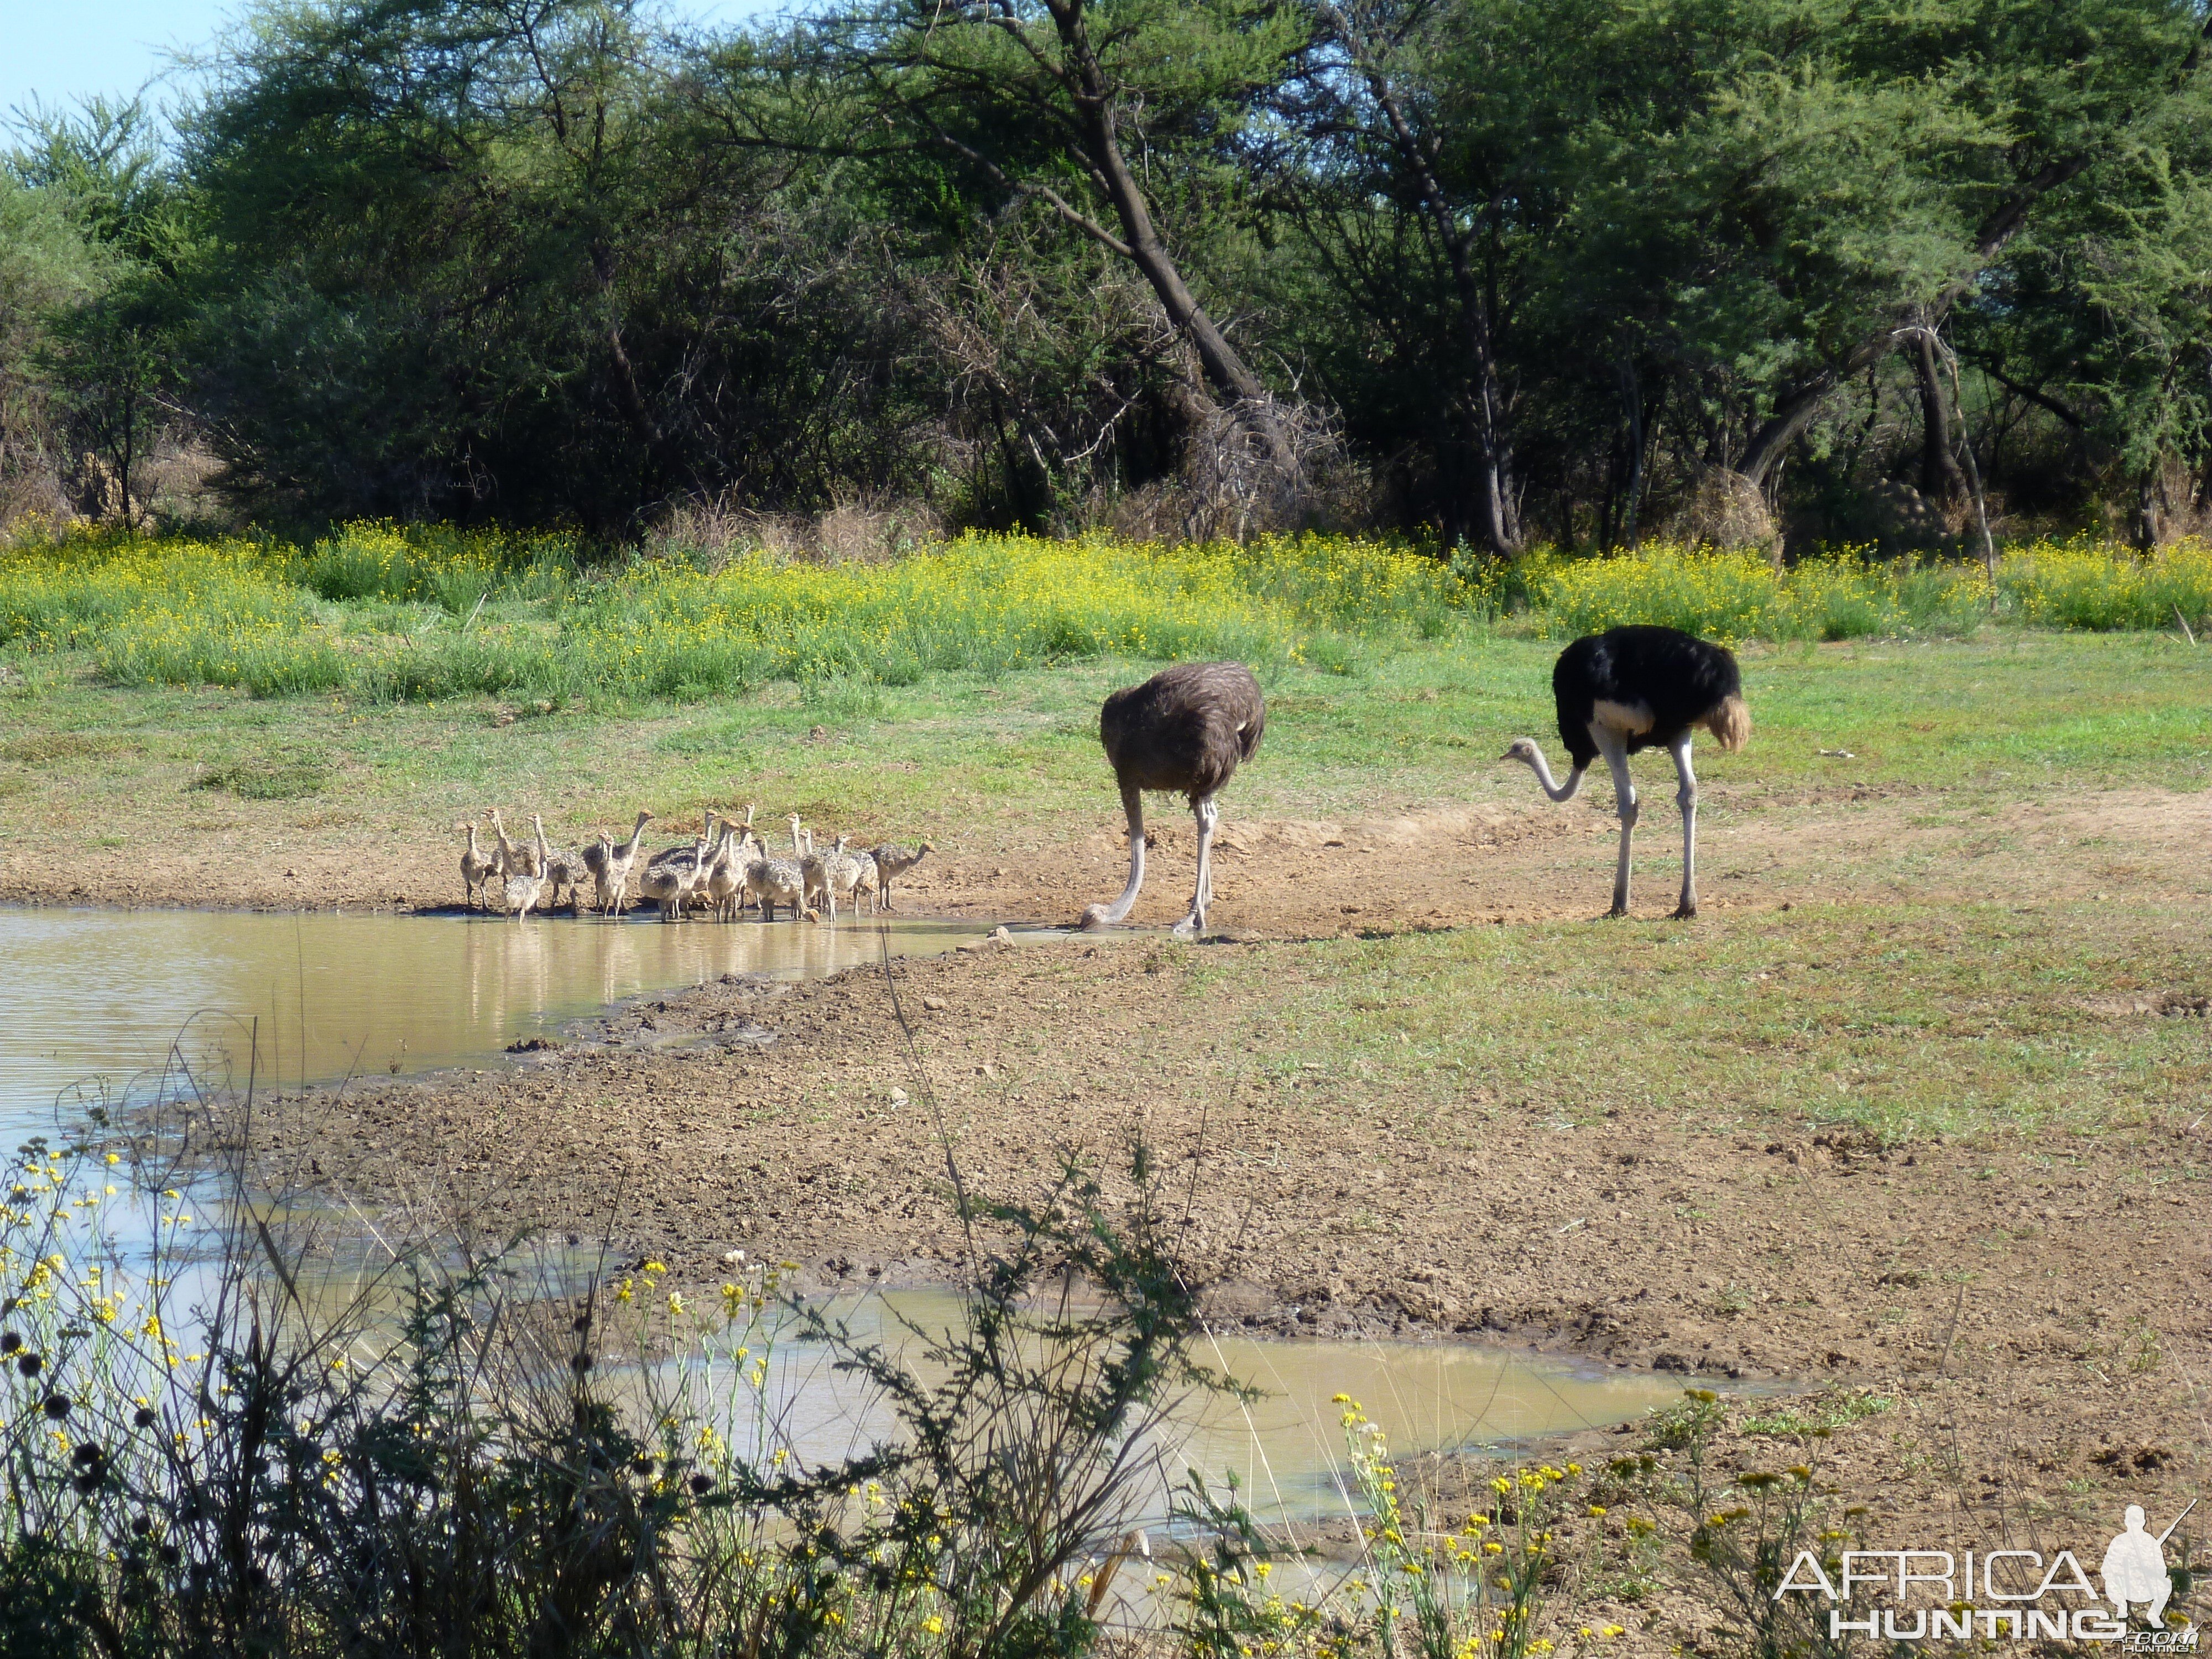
[3,525,2208,703]
[1488,548,1994,641]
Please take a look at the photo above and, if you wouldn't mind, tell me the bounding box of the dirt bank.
[7,779,2206,928]
[246,922,2208,1559]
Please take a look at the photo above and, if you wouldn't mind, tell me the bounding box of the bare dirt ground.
[43,778,2212,1642]
[5,775,2206,926]
[262,918,2210,1637]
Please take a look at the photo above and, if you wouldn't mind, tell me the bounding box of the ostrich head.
[1500,737,1542,767]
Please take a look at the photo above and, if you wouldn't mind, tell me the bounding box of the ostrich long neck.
[619,812,651,858]
[1521,743,1584,802]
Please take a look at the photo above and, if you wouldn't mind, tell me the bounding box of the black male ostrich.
[1079,661,1266,938]
[1501,625,1749,919]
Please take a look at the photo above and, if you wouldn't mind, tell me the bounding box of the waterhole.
[0,904,1704,1525]
[702,1287,1693,1525]
[0,905,999,1135]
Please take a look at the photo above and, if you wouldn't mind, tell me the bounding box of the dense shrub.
[4,527,2208,703]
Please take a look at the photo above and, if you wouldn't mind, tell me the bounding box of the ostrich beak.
[1498,746,1518,763]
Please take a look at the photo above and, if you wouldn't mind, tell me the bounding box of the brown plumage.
[869,842,932,910]
[1082,661,1265,938]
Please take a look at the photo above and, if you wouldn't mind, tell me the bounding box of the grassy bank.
[4,526,2212,706]
[1167,899,2212,1143]
[5,632,2206,852]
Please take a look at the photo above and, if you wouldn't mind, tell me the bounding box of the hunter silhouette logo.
[2105,1503,2193,1628]
[1774,1501,2197,1644]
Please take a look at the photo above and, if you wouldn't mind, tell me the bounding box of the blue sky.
[0,1,775,124]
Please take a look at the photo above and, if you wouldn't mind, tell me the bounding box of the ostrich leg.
[1173,794,1220,941]
[1083,781,1148,927]
[1669,735,1699,919]
[1595,728,1639,917]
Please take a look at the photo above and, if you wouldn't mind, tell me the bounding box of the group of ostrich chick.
[458,804,932,924]
[455,623,1747,933]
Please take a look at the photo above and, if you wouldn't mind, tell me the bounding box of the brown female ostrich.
[1501,624,1750,919]
[1080,661,1265,940]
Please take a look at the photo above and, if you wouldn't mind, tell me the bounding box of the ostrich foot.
[1171,911,1203,941]
[1671,901,1698,920]
[1606,903,1630,920]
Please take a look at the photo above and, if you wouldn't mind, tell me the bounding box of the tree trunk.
[1618,356,1646,549]
[1739,156,2091,488]
[1912,333,1967,505]
[1039,0,1292,470]
[1318,2,1519,554]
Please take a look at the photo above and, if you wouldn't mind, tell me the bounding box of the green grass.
[2,630,2207,843]
[1176,898,2211,1142]
[6,526,2212,707]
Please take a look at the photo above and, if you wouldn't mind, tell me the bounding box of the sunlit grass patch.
[1483,539,2212,641]
[4,525,2210,709]
[192,757,327,800]
[1220,901,2211,1142]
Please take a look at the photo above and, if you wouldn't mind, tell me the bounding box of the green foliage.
[5,0,2211,544]
[6,527,2211,705]
[1605,1390,1864,1659]
[0,528,1473,700]
[191,759,328,800]
[0,1119,1239,1659]
[2005,538,2212,629]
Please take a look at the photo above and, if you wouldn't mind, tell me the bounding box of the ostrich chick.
[1081,661,1265,940]
[488,808,540,878]
[533,815,585,911]
[869,842,932,911]
[703,822,749,921]
[823,835,871,917]
[460,822,495,910]
[583,810,654,914]
[1501,624,1750,920]
[789,816,833,919]
[639,832,709,921]
[753,848,810,921]
[503,816,554,919]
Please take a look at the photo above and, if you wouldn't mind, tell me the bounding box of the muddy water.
[0,905,994,1137]
[665,1288,1693,1527]
[0,905,1705,1536]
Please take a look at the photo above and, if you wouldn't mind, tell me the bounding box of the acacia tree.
[1282,0,1583,552]
[803,0,1311,463]
[1730,0,2212,489]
